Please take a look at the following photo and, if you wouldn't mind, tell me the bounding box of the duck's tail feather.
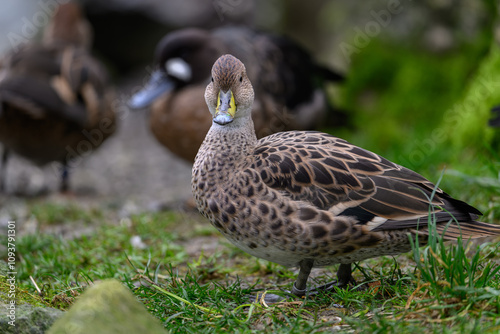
[414,220,500,240]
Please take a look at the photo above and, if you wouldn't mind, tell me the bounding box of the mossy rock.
[48,279,165,334]
[0,302,63,334]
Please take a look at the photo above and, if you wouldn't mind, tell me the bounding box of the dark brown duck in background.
[129,26,345,163]
[490,105,500,127]
[0,3,116,193]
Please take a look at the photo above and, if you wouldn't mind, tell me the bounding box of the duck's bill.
[214,89,235,125]
[128,70,175,109]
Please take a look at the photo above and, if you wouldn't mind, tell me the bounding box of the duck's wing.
[0,75,86,126]
[53,46,112,126]
[254,32,348,128]
[266,34,344,110]
[0,45,109,126]
[249,131,499,238]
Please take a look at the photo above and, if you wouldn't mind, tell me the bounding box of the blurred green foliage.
[337,37,496,167]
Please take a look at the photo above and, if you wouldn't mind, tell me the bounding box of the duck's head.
[42,3,92,50]
[129,28,224,109]
[205,54,254,125]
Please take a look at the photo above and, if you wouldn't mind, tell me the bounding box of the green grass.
[408,185,500,322]
[2,198,499,332]
[29,202,104,226]
[8,210,196,309]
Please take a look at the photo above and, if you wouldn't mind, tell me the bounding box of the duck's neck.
[196,114,257,164]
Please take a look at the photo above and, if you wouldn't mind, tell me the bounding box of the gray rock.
[0,260,9,276]
[48,279,165,334]
[0,302,63,334]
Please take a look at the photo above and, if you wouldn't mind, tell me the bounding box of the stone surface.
[0,302,64,334]
[0,260,9,276]
[48,279,165,334]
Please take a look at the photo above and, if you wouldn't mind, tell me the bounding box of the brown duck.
[129,27,345,163]
[192,55,500,297]
[0,3,116,192]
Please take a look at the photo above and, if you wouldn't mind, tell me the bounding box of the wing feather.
[250,131,482,231]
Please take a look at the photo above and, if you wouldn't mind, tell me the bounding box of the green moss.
[0,260,49,308]
[0,278,48,308]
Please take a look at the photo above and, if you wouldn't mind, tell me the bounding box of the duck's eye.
[211,77,214,82]
[239,76,243,82]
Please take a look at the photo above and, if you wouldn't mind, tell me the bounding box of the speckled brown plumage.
[130,27,345,163]
[0,3,115,192]
[192,55,500,296]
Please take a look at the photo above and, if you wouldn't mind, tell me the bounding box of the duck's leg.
[0,148,9,192]
[309,263,357,295]
[250,259,314,303]
[336,263,356,286]
[291,259,314,296]
[255,262,356,303]
[59,162,70,192]
[293,263,357,297]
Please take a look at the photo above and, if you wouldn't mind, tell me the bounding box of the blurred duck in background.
[0,2,116,193]
[129,26,346,163]
[490,105,500,127]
